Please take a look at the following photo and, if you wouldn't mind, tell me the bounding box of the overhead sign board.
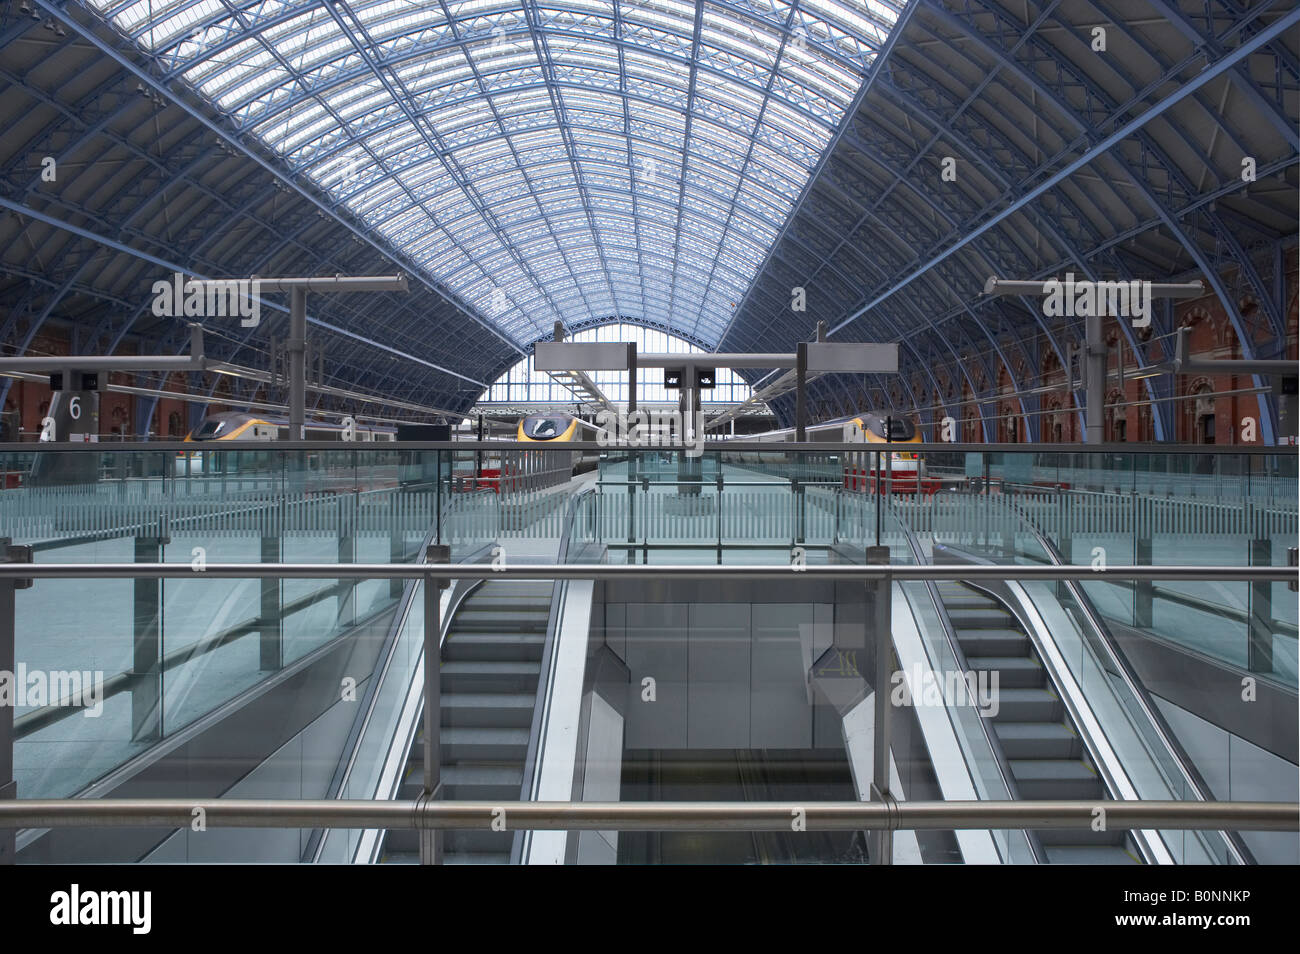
[534,342,631,372]
[664,367,716,390]
[805,342,899,374]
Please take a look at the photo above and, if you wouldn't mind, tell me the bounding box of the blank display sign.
[805,342,899,373]
[534,341,631,372]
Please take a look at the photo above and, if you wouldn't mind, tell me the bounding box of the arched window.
[481,322,756,406]
[1191,383,1216,445]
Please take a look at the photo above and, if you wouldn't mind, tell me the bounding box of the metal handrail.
[889,505,1046,864]
[0,797,1293,833]
[1,562,1291,581]
[994,493,1258,864]
[513,485,594,863]
[1,439,1295,455]
[308,514,450,864]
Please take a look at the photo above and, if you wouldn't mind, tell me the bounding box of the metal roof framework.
[0,0,1294,437]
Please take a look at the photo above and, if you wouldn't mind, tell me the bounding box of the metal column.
[1134,495,1153,628]
[260,507,283,671]
[0,540,31,865]
[1248,531,1275,675]
[287,286,307,441]
[1085,313,1107,445]
[795,341,808,442]
[678,363,702,497]
[132,524,168,742]
[337,496,355,629]
[420,544,450,865]
[627,343,638,560]
[865,545,893,865]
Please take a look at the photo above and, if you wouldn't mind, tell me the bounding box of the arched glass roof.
[85,0,903,346]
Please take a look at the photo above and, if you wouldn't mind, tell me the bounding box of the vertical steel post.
[795,342,808,442]
[1248,520,1274,674]
[1134,495,1153,627]
[389,491,404,599]
[627,343,638,562]
[260,502,282,671]
[1085,313,1106,445]
[874,447,882,548]
[436,449,443,547]
[865,545,893,865]
[793,345,807,542]
[420,543,450,865]
[1275,375,1298,444]
[715,467,723,564]
[0,540,31,865]
[679,365,701,497]
[337,496,355,629]
[288,286,308,441]
[132,520,167,742]
[476,414,485,481]
[884,417,893,540]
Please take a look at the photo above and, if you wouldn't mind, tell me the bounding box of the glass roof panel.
[86,0,903,346]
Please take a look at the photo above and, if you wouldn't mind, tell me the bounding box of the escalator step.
[1043,845,1140,864]
[453,614,552,633]
[442,660,541,692]
[1009,759,1105,800]
[446,829,515,854]
[1037,825,1127,847]
[445,852,511,865]
[994,722,1081,759]
[443,633,546,661]
[942,593,1001,610]
[965,655,1043,688]
[442,762,523,800]
[947,607,1017,628]
[954,629,1029,655]
[474,581,554,597]
[989,688,1062,723]
[442,726,530,761]
[441,692,537,727]
[462,595,553,610]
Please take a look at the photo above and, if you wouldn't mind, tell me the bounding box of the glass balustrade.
[1,441,1293,863]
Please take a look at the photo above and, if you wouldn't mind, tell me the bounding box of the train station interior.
[0,0,1296,868]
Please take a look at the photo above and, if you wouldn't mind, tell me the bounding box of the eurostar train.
[184,411,396,443]
[739,412,937,494]
[456,412,605,492]
[176,411,395,475]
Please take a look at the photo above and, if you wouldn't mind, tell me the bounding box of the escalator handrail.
[888,498,1047,864]
[1000,493,1254,865]
[311,503,490,863]
[512,484,596,864]
[350,560,489,864]
[306,515,437,863]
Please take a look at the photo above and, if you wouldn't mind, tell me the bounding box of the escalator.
[935,580,1140,864]
[379,578,554,864]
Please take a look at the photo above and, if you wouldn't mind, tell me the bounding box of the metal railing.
[1,797,1293,833]
[1,562,1288,582]
[1,556,1294,865]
